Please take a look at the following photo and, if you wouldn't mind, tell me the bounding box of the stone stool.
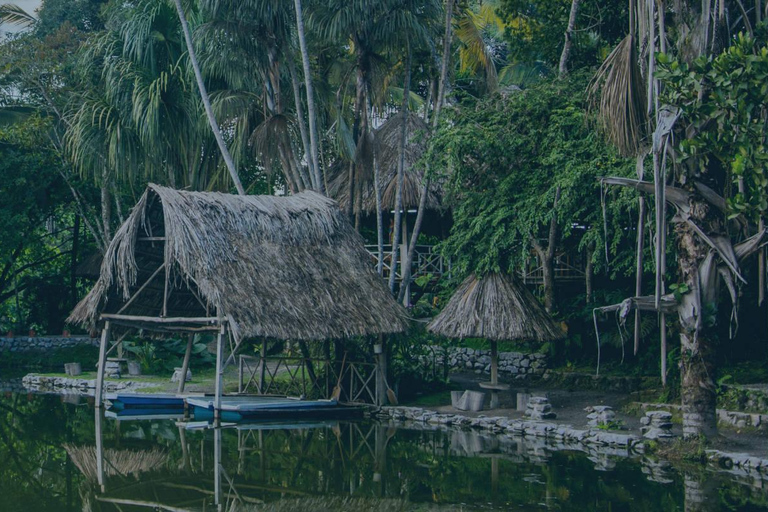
[525,396,556,420]
[586,405,616,427]
[641,410,675,440]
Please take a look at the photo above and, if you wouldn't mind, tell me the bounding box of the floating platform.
[106,393,186,410]
[187,396,364,422]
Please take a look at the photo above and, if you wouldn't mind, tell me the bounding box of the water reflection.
[2,392,768,511]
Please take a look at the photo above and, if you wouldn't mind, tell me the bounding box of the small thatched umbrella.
[427,273,563,408]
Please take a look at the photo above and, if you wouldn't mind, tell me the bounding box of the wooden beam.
[177,334,194,394]
[137,237,166,242]
[116,263,165,315]
[101,314,223,325]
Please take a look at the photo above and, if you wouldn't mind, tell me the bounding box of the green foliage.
[123,336,214,374]
[497,0,628,69]
[428,74,634,278]
[657,32,768,221]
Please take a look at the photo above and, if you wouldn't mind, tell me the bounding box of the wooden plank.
[101,314,223,324]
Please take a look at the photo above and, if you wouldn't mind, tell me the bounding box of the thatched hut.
[68,184,409,408]
[427,273,563,408]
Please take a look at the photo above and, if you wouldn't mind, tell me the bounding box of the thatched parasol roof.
[68,184,409,341]
[328,113,443,213]
[427,273,563,342]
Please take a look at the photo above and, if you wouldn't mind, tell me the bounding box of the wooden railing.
[364,244,450,282]
[238,355,380,405]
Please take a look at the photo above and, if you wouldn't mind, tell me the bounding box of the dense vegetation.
[1,0,768,439]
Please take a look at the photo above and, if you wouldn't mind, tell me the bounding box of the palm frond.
[0,3,37,29]
[588,35,648,157]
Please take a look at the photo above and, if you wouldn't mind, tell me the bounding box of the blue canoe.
[187,396,362,422]
[107,393,186,410]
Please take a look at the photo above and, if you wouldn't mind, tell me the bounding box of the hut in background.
[428,273,563,408]
[68,184,409,409]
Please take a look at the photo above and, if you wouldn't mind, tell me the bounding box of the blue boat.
[105,408,185,420]
[106,393,186,410]
[187,396,363,422]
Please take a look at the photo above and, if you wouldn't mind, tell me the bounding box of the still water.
[1,392,766,511]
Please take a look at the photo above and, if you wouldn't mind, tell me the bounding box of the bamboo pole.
[490,340,499,409]
[95,321,111,407]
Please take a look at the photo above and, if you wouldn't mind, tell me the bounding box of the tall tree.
[173,0,245,195]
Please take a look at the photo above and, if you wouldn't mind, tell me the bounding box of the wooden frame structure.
[71,185,409,415]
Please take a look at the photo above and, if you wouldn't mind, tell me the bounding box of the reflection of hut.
[427,273,563,408]
[68,184,409,409]
[64,444,167,482]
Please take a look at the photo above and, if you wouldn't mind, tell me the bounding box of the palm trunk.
[585,244,594,303]
[293,0,323,193]
[373,131,385,276]
[676,207,718,439]
[100,169,111,243]
[388,48,412,294]
[396,0,454,296]
[558,0,581,76]
[287,56,313,186]
[173,0,245,195]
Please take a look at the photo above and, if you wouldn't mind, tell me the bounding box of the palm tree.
[173,0,245,195]
[592,0,764,439]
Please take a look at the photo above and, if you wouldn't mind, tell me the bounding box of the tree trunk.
[373,131,385,276]
[287,56,313,187]
[100,173,111,243]
[558,0,581,76]
[542,186,561,313]
[585,244,594,303]
[676,211,718,439]
[293,0,323,192]
[395,0,454,295]
[388,48,412,294]
[70,214,79,308]
[173,0,245,195]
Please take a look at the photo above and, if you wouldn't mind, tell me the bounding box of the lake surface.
[1,392,766,511]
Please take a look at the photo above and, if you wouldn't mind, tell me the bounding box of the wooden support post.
[214,324,225,421]
[95,408,105,493]
[178,334,194,394]
[660,312,667,386]
[259,338,267,394]
[490,341,499,409]
[95,321,111,407]
[214,425,222,509]
[374,337,385,406]
[238,355,244,393]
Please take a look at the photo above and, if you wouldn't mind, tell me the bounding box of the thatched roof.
[427,273,564,342]
[68,185,409,341]
[328,113,443,213]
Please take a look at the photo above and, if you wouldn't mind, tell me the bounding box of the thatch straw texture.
[328,113,443,213]
[64,444,168,482]
[427,273,563,342]
[68,185,409,341]
[241,496,408,512]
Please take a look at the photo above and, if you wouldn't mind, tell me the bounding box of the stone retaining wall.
[22,374,151,394]
[420,346,547,379]
[0,336,98,353]
[371,405,768,479]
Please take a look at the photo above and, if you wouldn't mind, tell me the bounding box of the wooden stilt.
[214,324,225,421]
[490,341,499,409]
[214,426,222,509]
[178,334,194,394]
[95,321,111,407]
[259,338,267,394]
[660,312,667,386]
[95,408,105,493]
